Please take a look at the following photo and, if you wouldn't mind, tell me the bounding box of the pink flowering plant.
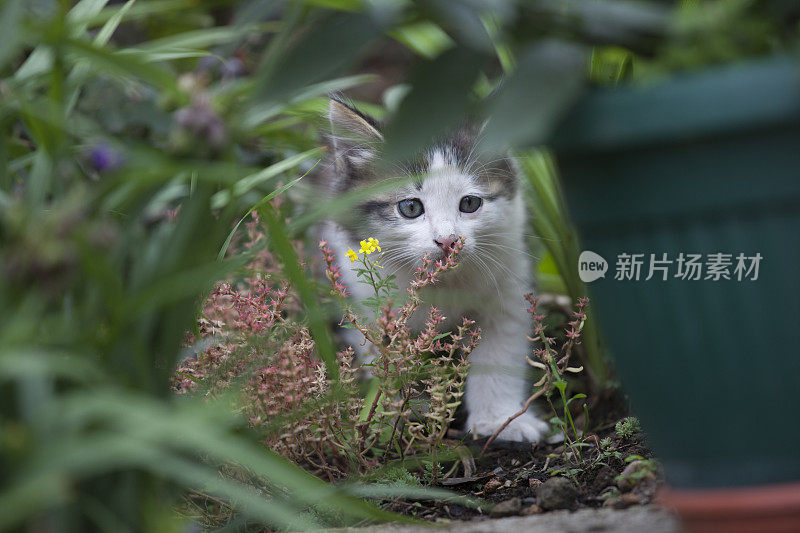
[177,220,478,483]
[478,295,598,482]
[322,237,478,476]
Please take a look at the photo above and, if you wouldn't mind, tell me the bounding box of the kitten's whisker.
[470,254,505,312]
[478,231,561,243]
[473,242,526,277]
[463,254,500,301]
[477,241,541,262]
[478,250,529,288]
[380,249,421,277]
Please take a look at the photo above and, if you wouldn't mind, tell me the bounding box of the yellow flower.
[345,248,358,263]
[359,237,381,255]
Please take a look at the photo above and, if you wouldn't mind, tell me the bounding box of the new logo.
[578,251,608,283]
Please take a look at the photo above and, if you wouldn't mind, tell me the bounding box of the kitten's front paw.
[467,410,549,443]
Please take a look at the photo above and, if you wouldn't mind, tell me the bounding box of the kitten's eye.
[459,195,482,213]
[398,198,424,219]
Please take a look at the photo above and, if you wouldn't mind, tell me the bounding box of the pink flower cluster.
[213,279,289,334]
[319,240,349,297]
[249,330,323,421]
[177,227,484,480]
[410,237,465,291]
[526,294,556,358]
[565,297,589,340]
[318,235,478,464]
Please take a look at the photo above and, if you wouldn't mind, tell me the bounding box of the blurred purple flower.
[196,55,219,73]
[175,95,226,147]
[89,145,123,172]
[221,58,244,80]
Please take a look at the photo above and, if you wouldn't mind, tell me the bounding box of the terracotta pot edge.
[658,481,800,516]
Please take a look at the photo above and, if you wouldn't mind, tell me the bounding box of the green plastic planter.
[551,56,800,489]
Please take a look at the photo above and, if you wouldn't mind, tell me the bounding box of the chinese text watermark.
[578,251,762,283]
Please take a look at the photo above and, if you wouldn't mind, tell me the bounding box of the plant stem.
[480,385,550,455]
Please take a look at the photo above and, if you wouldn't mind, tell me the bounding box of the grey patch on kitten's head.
[321,97,522,263]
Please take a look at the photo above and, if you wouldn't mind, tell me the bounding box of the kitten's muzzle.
[434,234,457,256]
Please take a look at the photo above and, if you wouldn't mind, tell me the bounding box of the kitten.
[317,98,548,442]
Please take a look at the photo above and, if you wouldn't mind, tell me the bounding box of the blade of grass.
[217,160,320,261]
[66,0,136,114]
[519,150,609,386]
[210,147,322,209]
[257,203,339,380]
[0,0,24,71]
[65,38,178,95]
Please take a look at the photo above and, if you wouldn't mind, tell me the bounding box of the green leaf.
[89,0,202,24]
[13,0,110,82]
[14,48,54,83]
[483,41,587,151]
[0,0,24,71]
[67,0,110,30]
[565,393,587,406]
[346,483,480,505]
[244,73,377,128]
[423,0,498,52]
[257,205,339,381]
[65,0,137,113]
[0,351,101,383]
[390,21,454,59]
[64,37,177,93]
[289,175,415,233]
[383,46,485,161]
[130,25,260,56]
[256,11,382,104]
[210,148,322,210]
[94,0,135,46]
[216,161,319,260]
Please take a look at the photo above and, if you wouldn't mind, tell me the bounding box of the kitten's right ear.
[327,98,383,171]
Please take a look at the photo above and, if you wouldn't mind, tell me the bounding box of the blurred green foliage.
[1,0,798,530]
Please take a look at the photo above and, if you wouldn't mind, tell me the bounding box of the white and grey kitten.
[318,98,547,442]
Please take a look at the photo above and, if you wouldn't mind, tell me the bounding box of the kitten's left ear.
[327,98,383,171]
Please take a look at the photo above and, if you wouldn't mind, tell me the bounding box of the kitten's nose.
[434,234,457,251]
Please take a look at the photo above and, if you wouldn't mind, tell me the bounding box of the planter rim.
[551,55,800,154]
[658,482,800,515]
[658,482,800,533]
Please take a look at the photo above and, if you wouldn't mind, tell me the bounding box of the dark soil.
[383,390,661,522]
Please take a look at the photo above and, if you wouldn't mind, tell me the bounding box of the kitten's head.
[323,98,523,271]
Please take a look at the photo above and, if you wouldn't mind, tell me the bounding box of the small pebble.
[492,466,504,475]
[603,492,642,509]
[482,478,502,494]
[537,477,579,511]
[447,504,464,517]
[520,504,543,516]
[617,460,655,492]
[490,497,522,518]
